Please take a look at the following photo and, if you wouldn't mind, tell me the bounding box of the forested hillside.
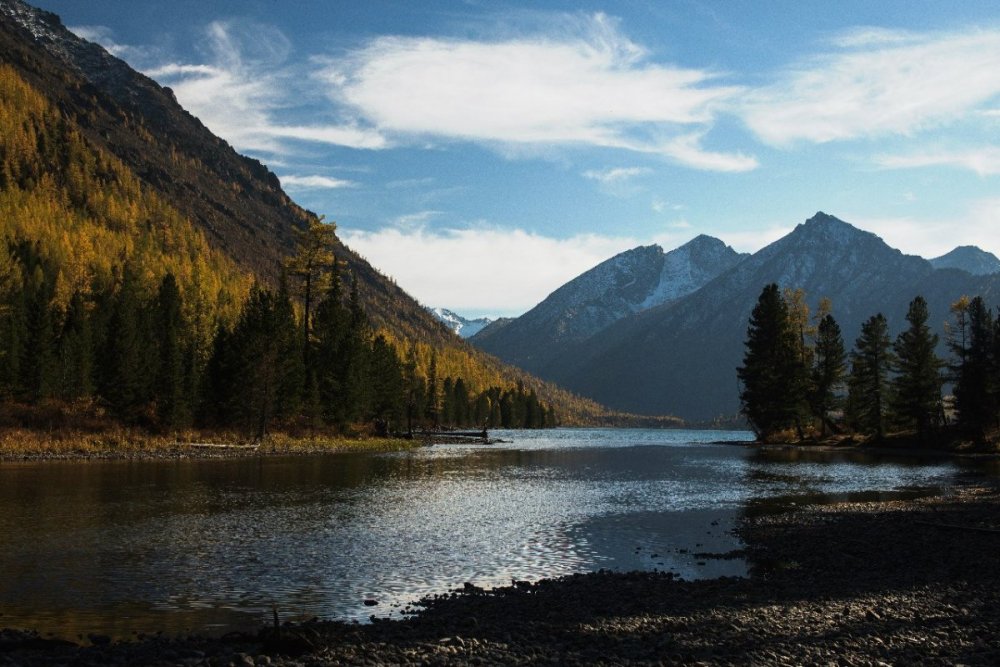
[0,0,608,430]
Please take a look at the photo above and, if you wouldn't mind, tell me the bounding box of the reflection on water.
[0,428,987,640]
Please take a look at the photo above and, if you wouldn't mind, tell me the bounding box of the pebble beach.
[4,484,1000,666]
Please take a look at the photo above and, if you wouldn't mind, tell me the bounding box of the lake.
[0,428,985,640]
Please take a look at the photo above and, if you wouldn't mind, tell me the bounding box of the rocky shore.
[4,485,1000,666]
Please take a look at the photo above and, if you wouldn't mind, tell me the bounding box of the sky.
[35,0,1000,318]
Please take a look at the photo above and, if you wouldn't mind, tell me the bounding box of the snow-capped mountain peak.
[429,308,493,338]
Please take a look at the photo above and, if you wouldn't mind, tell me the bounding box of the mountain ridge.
[471,234,746,376]
[429,308,493,338]
[930,246,1000,276]
[493,212,1000,420]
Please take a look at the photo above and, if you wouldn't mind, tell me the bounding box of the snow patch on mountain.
[429,308,493,338]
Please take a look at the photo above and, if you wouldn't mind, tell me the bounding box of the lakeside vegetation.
[738,283,1000,449]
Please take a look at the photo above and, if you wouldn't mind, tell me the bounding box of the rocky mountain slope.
[472,235,745,376]
[531,213,1000,420]
[0,0,458,345]
[930,246,1000,276]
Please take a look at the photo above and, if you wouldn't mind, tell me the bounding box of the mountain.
[429,308,493,338]
[471,235,746,376]
[0,0,608,423]
[534,213,1000,421]
[930,246,1000,276]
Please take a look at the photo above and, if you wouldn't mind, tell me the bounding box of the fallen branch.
[184,442,260,450]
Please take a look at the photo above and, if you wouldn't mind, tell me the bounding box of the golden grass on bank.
[0,426,419,460]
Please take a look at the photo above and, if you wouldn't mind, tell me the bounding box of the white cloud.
[848,198,1000,258]
[743,28,1000,145]
[391,211,442,228]
[583,167,650,184]
[69,24,154,63]
[143,22,386,154]
[279,174,357,189]
[317,13,755,171]
[339,225,635,314]
[875,147,1000,176]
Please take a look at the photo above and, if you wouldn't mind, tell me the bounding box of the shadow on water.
[0,428,995,641]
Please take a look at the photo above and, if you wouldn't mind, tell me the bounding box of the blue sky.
[37,0,1000,318]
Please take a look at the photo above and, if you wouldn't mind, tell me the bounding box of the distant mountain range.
[428,308,494,338]
[471,212,1000,421]
[472,235,746,376]
[930,246,1000,275]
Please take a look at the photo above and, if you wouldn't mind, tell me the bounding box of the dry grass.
[0,426,419,460]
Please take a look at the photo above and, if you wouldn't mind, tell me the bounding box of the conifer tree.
[286,217,336,360]
[57,289,94,401]
[890,296,943,438]
[425,351,439,427]
[810,313,846,434]
[225,283,302,438]
[949,296,995,438]
[19,267,58,402]
[403,346,424,433]
[369,334,404,433]
[846,314,894,437]
[312,259,348,426]
[737,284,805,439]
[153,273,186,428]
[453,378,470,427]
[100,263,151,421]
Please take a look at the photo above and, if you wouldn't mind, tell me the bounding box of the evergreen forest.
[0,62,555,438]
[738,283,1000,444]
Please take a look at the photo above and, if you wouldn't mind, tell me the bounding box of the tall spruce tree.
[949,296,995,438]
[810,313,846,434]
[226,283,303,439]
[737,284,805,440]
[890,296,943,438]
[57,290,94,401]
[286,217,336,367]
[100,263,151,422]
[368,334,404,433]
[846,313,894,438]
[153,273,186,429]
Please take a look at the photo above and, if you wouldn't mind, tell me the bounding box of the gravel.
[4,485,1000,665]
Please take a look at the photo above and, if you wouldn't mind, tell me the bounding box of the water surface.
[0,428,980,639]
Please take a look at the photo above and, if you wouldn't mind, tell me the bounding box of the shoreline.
[4,484,1000,665]
[0,428,421,463]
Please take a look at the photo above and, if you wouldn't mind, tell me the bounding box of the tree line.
[0,222,555,437]
[738,283,999,443]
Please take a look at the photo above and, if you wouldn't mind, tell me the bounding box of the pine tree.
[950,296,995,438]
[452,378,470,427]
[225,283,303,438]
[810,313,846,435]
[369,334,404,433]
[100,263,151,421]
[403,346,425,434]
[890,296,943,438]
[153,273,186,429]
[425,351,439,427]
[737,284,806,439]
[846,313,894,438]
[57,289,94,401]
[312,260,348,426]
[285,218,336,371]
